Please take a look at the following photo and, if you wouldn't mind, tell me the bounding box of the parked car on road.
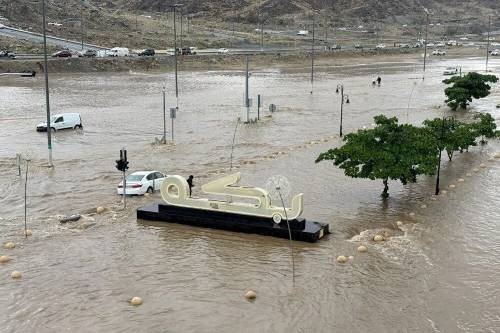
[354,43,363,49]
[36,113,83,132]
[218,48,229,54]
[491,50,500,56]
[375,44,386,49]
[399,43,410,48]
[109,47,129,57]
[329,44,341,50]
[138,48,155,56]
[443,67,458,75]
[181,47,196,55]
[52,50,72,58]
[432,49,446,56]
[117,171,167,196]
[82,49,97,57]
[0,50,15,58]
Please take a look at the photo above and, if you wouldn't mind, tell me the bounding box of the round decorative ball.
[11,271,22,279]
[3,242,15,249]
[24,229,33,237]
[130,297,143,305]
[357,245,368,253]
[96,207,105,214]
[245,290,257,300]
[336,255,348,263]
[458,178,464,182]
[0,255,10,263]
[373,235,384,242]
[449,184,455,188]
[396,221,403,227]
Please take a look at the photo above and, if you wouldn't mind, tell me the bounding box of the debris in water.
[59,214,81,223]
[96,207,105,214]
[3,242,15,249]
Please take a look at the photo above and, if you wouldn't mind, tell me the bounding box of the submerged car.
[443,67,458,75]
[36,113,83,132]
[432,49,446,56]
[117,171,167,195]
[0,50,15,58]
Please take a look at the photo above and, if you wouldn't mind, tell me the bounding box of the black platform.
[137,203,330,243]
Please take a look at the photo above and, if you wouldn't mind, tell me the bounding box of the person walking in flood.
[187,175,194,197]
[377,76,382,85]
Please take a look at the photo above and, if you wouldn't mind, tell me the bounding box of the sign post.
[170,107,177,141]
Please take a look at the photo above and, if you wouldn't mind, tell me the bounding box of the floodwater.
[0,56,499,332]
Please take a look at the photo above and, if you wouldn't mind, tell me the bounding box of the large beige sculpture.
[160,173,303,222]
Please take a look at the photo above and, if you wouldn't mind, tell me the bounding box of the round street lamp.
[336,84,350,137]
[435,116,454,195]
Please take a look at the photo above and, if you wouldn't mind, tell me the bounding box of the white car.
[375,44,386,49]
[443,67,458,75]
[0,24,5,29]
[491,50,500,56]
[109,47,129,57]
[432,49,446,56]
[218,48,229,54]
[436,42,445,47]
[36,113,83,132]
[117,171,167,196]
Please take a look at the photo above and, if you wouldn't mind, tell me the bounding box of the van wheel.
[50,127,56,132]
[74,124,82,129]
[147,187,153,194]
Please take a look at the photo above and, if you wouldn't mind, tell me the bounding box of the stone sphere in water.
[130,297,143,305]
[245,290,257,300]
[473,168,479,172]
[466,173,472,177]
[11,271,22,279]
[336,255,348,263]
[373,235,384,242]
[409,212,415,217]
[3,242,15,249]
[441,190,448,195]
[480,163,486,168]
[449,184,456,188]
[96,207,105,214]
[458,178,465,182]
[24,229,33,237]
[357,245,368,253]
[420,204,427,209]
[0,255,10,263]
[396,221,403,227]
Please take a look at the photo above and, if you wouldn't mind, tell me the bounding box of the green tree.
[316,115,438,198]
[471,113,499,144]
[443,72,498,110]
[423,118,477,161]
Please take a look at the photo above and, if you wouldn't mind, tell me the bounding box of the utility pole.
[162,87,166,144]
[80,0,84,50]
[171,4,183,108]
[180,13,183,52]
[423,9,430,78]
[486,16,491,72]
[260,0,264,52]
[245,55,250,122]
[42,0,53,167]
[324,17,328,43]
[336,84,350,137]
[310,12,315,94]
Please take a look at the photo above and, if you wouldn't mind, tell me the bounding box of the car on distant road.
[426,43,435,48]
[329,44,341,50]
[432,49,446,56]
[399,43,410,48]
[78,49,97,58]
[354,43,363,49]
[436,42,445,47]
[138,48,155,56]
[52,50,72,58]
[443,67,458,75]
[0,50,15,58]
[117,171,167,195]
[36,113,83,132]
[181,47,196,55]
[491,50,500,56]
[109,47,129,57]
[218,48,229,54]
[375,44,386,49]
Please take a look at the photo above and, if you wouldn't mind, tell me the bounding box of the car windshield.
[127,174,144,182]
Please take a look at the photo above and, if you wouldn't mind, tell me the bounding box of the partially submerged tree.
[316,116,438,198]
[471,112,499,144]
[443,72,498,110]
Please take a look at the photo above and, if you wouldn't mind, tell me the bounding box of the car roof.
[52,113,80,117]
[130,171,163,176]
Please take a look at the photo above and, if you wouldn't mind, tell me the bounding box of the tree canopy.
[443,72,498,110]
[316,115,438,198]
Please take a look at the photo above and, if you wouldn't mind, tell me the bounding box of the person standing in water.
[187,175,194,197]
[377,76,382,85]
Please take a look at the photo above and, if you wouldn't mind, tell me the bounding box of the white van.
[36,113,83,132]
[109,47,129,57]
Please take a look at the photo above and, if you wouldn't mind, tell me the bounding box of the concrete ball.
[3,242,15,249]
[431,196,437,201]
[245,290,257,300]
[409,212,416,217]
[479,163,486,168]
[373,235,384,242]
[96,207,105,214]
[458,178,465,182]
[130,297,143,305]
[336,255,348,263]
[357,245,368,253]
[441,190,448,195]
[11,271,22,279]
[420,204,427,209]
[396,221,404,227]
[494,152,500,159]
[24,229,33,237]
[449,184,456,188]
[0,256,10,263]
[466,173,472,177]
[473,168,480,172]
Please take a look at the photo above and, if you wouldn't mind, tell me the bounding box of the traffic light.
[115,148,129,172]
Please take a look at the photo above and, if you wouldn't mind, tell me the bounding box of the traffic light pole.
[123,169,126,209]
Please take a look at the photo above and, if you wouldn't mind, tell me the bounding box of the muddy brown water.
[0,57,499,332]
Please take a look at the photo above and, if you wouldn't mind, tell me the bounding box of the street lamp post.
[310,11,315,94]
[170,3,183,107]
[435,116,453,195]
[42,0,53,167]
[80,0,84,50]
[336,84,350,137]
[162,86,166,144]
[486,16,491,72]
[423,8,431,77]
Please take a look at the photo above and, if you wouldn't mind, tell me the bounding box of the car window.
[146,173,154,181]
[155,172,164,179]
[55,117,63,123]
[127,174,144,182]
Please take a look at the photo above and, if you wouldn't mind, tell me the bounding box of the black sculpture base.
[137,203,330,243]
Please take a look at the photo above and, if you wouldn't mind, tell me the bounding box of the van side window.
[155,172,164,179]
[55,117,63,123]
[146,173,154,181]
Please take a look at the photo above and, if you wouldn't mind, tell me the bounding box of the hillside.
[0,0,498,51]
